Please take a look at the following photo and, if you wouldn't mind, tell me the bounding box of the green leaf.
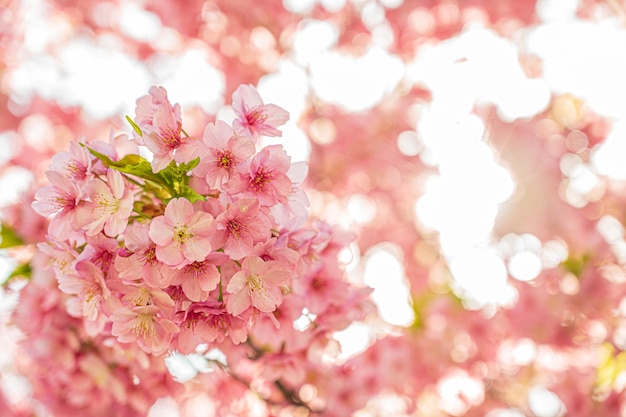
[86,147,163,184]
[85,146,204,204]
[7,262,31,280]
[126,115,143,137]
[0,225,23,248]
[562,253,589,278]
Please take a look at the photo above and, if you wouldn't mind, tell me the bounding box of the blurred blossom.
[3,0,626,416]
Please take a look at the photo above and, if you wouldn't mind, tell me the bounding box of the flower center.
[246,107,268,126]
[217,149,235,169]
[173,224,193,245]
[183,261,208,279]
[140,245,158,266]
[161,127,182,150]
[132,313,156,337]
[227,219,247,239]
[251,168,271,192]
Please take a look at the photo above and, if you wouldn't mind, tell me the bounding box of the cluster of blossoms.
[28,84,373,414]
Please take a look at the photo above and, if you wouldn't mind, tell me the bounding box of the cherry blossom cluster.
[28,84,373,413]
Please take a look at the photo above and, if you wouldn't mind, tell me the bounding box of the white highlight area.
[362,244,415,327]
[310,46,404,112]
[437,370,485,416]
[449,248,509,305]
[415,113,514,256]
[527,386,566,417]
[409,27,550,120]
[592,121,626,181]
[508,251,542,282]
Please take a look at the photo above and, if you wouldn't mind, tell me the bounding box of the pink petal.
[183,237,212,262]
[226,270,248,293]
[165,198,194,224]
[149,216,173,246]
[189,211,214,234]
[107,169,126,199]
[227,287,251,316]
[252,285,282,313]
[156,243,186,267]
[242,255,267,274]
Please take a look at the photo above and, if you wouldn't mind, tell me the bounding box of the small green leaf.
[180,188,206,203]
[126,115,143,137]
[86,147,163,184]
[7,262,31,280]
[562,253,589,278]
[0,225,23,249]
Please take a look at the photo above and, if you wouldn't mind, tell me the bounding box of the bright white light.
[528,386,566,417]
[333,322,373,361]
[347,194,377,224]
[151,49,225,114]
[283,0,316,14]
[0,131,20,166]
[536,0,579,22]
[527,20,626,119]
[437,370,485,416]
[411,28,548,120]
[592,121,626,180]
[0,167,33,208]
[165,352,199,383]
[508,251,542,282]
[9,37,150,119]
[363,245,415,327]
[119,3,162,42]
[320,0,347,13]
[449,248,509,304]
[396,130,422,156]
[310,47,404,112]
[293,20,339,66]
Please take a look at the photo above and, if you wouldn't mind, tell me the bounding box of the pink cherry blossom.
[175,301,248,353]
[232,84,289,139]
[111,305,179,356]
[193,120,256,189]
[134,86,197,172]
[149,197,214,268]
[57,260,111,322]
[74,168,134,237]
[161,252,229,302]
[228,145,293,206]
[115,222,169,288]
[31,170,82,240]
[226,255,290,316]
[211,198,272,260]
[49,141,93,183]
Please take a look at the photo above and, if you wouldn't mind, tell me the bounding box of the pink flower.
[74,169,134,237]
[49,141,93,183]
[226,255,290,316]
[175,301,248,353]
[32,170,82,240]
[232,84,289,139]
[193,120,256,189]
[111,305,179,355]
[161,252,229,302]
[149,197,214,268]
[228,145,293,206]
[115,222,169,288]
[134,86,196,172]
[210,198,272,260]
[57,261,111,322]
